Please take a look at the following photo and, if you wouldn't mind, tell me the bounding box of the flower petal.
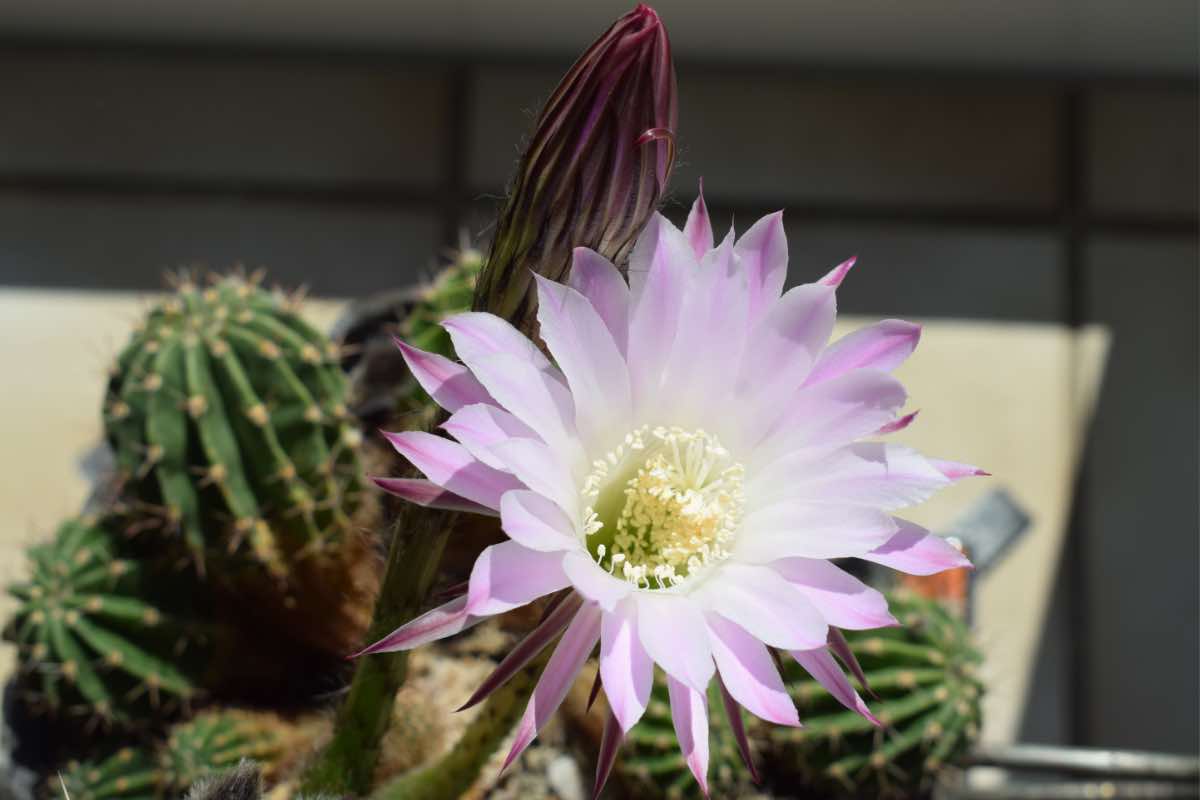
[593,709,625,800]
[394,338,493,412]
[442,403,537,471]
[351,594,478,656]
[626,213,695,410]
[734,504,899,561]
[499,490,581,552]
[716,675,760,784]
[666,675,710,797]
[534,274,633,450]
[929,458,990,480]
[443,311,553,374]
[503,603,603,771]
[790,647,879,725]
[466,541,571,616]
[702,563,828,650]
[733,211,788,321]
[636,592,714,692]
[466,353,581,463]
[818,255,857,288]
[860,518,973,575]
[751,369,908,464]
[770,558,898,630]
[683,184,714,259]
[458,593,582,711]
[600,598,654,733]
[706,613,799,726]
[563,552,633,611]
[381,430,523,510]
[489,438,581,520]
[568,248,630,356]
[370,477,495,516]
[735,283,837,446]
[806,319,921,386]
[763,443,951,511]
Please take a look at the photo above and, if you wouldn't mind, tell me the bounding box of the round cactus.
[619,680,754,799]
[103,271,364,575]
[52,710,298,800]
[4,516,198,727]
[770,591,983,797]
[102,271,379,657]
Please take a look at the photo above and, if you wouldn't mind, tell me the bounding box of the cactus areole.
[103,272,364,575]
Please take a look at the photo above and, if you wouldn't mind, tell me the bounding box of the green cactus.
[4,516,198,727]
[397,247,483,361]
[771,591,983,797]
[103,271,364,576]
[52,710,293,800]
[394,248,484,426]
[619,679,753,800]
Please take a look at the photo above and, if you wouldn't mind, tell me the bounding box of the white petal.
[568,248,630,356]
[735,503,899,561]
[707,613,799,726]
[499,490,581,552]
[770,558,898,630]
[600,598,654,733]
[700,563,828,650]
[636,592,714,692]
[534,274,633,451]
[466,541,571,616]
[562,551,632,611]
[442,403,537,471]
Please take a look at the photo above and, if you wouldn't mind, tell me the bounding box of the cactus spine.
[104,271,364,575]
[771,591,983,797]
[4,516,197,726]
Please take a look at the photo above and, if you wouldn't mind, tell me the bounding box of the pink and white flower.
[365,188,980,796]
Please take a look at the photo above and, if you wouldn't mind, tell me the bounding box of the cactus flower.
[475,3,677,332]
[367,190,981,796]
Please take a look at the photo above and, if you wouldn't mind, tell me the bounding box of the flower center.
[582,426,745,590]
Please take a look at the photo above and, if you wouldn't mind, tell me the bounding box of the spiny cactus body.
[52,710,298,800]
[772,591,983,797]
[4,516,197,726]
[619,679,753,800]
[104,271,364,575]
[103,271,379,656]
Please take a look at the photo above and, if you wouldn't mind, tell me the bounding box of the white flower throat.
[582,426,745,589]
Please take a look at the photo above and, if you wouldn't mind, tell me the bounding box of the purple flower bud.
[475,4,678,329]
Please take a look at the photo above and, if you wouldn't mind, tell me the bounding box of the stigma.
[582,426,745,589]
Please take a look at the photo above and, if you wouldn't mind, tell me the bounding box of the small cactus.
[52,709,300,800]
[103,271,379,656]
[4,516,198,727]
[770,591,984,797]
[103,271,364,575]
[619,680,753,800]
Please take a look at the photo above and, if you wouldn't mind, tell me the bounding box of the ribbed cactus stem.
[371,649,549,800]
[771,591,984,797]
[4,517,198,726]
[298,499,456,796]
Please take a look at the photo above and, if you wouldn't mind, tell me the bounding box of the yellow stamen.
[582,426,744,589]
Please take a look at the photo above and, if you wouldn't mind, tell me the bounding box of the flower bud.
[475,3,677,329]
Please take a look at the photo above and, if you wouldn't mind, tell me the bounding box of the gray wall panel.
[0,193,440,295]
[1083,235,1199,752]
[0,52,450,185]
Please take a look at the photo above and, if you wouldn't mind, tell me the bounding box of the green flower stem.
[371,650,549,800]
[299,499,456,796]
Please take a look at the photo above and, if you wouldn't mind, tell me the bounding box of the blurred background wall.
[0,0,1196,754]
